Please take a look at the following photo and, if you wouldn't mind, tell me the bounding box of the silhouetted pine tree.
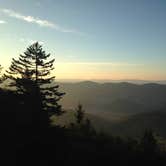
[139,130,162,165]
[73,104,95,135]
[75,104,85,124]
[140,130,159,153]
[5,42,64,126]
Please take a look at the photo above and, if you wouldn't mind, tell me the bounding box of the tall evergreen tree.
[5,42,64,125]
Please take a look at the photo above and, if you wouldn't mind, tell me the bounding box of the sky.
[0,0,166,80]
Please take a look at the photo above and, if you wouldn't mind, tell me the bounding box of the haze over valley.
[51,81,166,138]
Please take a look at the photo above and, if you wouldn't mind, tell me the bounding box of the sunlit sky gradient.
[0,0,166,80]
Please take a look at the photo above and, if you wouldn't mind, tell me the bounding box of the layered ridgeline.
[59,81,166,114]
[52,110,166,138]
[2,78,166,137]
[52,81,166,138]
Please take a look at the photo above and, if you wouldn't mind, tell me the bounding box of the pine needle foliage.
[5,42,64,119]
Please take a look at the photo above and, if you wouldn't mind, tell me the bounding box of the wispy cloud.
[1,8,82,34]
[0,20,7,24]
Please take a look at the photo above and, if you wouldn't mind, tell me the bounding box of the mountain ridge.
[59,81,166,114]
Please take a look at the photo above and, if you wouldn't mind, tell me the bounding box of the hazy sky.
[0,0,166,80]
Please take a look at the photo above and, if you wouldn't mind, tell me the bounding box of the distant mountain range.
[57,79,166,84]
[53,81,166,137]
[3,79,166,137]
[59,81,166,114]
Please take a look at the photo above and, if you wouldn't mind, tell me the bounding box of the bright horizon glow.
[0,0,166,80]
[1,60,165,81]
[54,62,166,80]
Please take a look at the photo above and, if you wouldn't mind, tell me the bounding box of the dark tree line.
[0,42,165,166]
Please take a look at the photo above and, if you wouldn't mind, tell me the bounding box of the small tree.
[0,65,2,73]
[0,65,2,90]
[73,104,95,135]
[5,42,64,126]
[0,65,3,83]
[140,130,159,153]
[75,104,85,124]
[0,65,6,87]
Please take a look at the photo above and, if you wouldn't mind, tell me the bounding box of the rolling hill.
[52,81,166,138]
[52,110,166,138]
[108,111,166,138]
[59,81,166,114]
